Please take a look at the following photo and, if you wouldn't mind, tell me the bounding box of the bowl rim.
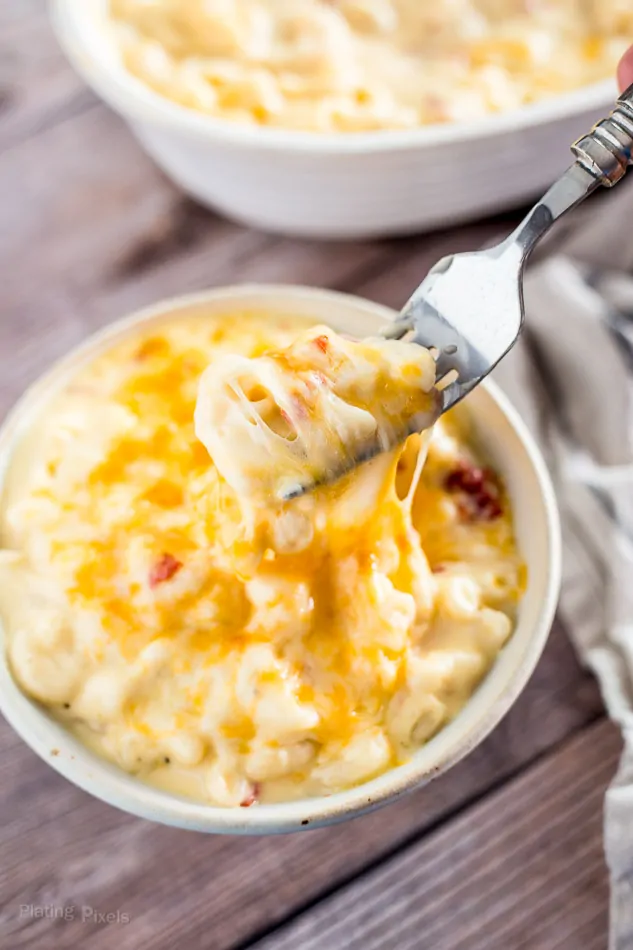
[51,0,616,155]
[0,284,561,833]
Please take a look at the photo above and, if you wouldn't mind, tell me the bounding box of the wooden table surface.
[0,5,620,949]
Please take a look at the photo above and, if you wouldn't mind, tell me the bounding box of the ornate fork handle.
[573,83,633,185]
[500,83,633,267]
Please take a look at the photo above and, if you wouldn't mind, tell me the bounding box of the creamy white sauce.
[0,313,523,806]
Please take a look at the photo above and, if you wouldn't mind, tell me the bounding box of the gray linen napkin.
[492,183,633,950]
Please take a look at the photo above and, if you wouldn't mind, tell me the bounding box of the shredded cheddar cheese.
[0,310,524,806]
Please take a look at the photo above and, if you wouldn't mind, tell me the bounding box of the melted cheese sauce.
[0,310,524,806]
[195,325,438,501]
[108,0,631,132]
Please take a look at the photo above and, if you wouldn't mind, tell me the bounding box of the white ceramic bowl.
[0,285,560,833]
[50,0,616,239]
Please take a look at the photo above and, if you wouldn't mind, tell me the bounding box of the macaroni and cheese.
[195,325,439,501]
[109,0,631,132]
[0,310,524,806]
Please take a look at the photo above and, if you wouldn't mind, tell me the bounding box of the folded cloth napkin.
[492,182,633,950]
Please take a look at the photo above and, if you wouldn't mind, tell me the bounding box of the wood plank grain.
[249,718,618,950]
[0,621,604,950]
[0,0,95,152]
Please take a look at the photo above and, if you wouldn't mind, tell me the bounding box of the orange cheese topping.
[0,310,523,806]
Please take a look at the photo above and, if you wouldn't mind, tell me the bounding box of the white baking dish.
[50,0,616,239]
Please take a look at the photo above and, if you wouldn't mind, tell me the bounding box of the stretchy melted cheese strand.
[195,326,438,502]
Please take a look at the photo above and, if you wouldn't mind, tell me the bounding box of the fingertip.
[617,46,633,92]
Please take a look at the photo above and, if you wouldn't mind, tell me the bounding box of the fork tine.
[380,317,415,340]
[279,388,443,501]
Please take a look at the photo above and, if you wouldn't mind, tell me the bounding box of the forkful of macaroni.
[197,87,633,502]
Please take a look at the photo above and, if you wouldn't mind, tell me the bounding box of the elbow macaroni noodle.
[194,325,438,501]
[0,311,524,806]
[108,0,633,132]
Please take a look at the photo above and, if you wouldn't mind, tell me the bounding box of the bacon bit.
[445,461,484,493]
[475,495,503,521]
[279,408,292,424]
[431,564,446,573]
[444,461,503,522]
[240,782,261,808]
[149,553,183,588]
[313,335,329,354]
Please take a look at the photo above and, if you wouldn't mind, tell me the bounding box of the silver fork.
[284,86,633,501]
[385,83,633,414]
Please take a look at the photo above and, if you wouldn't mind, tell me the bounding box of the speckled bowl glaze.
[0,285,561,833]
